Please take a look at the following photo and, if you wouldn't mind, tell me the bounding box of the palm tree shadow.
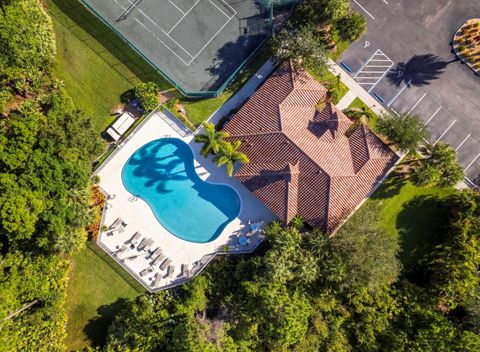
[387,54,457,87]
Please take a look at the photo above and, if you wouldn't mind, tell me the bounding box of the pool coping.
[94,108,274,292]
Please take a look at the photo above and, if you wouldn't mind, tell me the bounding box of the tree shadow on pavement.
[387,54,457,88]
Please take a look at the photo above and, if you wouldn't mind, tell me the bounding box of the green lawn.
[65,242,143,351]
[351,173,454,266]
[306,64,349,104]
[47,0,173,132]
[347,97,379,131]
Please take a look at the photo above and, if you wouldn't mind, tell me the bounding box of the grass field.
[350,172,454,266]
[65,243,143,351]
[306,64,349,104]
[347,97,379,131]
[47,0,175,132]
[47,0,272,131]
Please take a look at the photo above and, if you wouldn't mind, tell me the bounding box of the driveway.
[339,0,480,185]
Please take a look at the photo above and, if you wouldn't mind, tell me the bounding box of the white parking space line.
[382,0,389,4]
[353,49,394,93]
[424,106,442,126]
[407,92,427,114]
[456,134,471,151]
[352,0,375,20]
[387,79,412,107]
[465,152,480,171]
[433,120,456,145]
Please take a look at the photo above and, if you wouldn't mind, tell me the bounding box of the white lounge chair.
[130,232,142,245]
[153,272,162,287]
[160,258,172,271]
[143,238,154,252]
[151,254,166,267]
[181,263,189,277]
[166,265,175,278]
[116,245,128,256]
[151,247,162,257]
[137,237,149,250]
[139,267,153,277]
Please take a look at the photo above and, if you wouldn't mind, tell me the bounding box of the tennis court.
[80,0,271,96]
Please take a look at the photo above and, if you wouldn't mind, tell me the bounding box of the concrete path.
[328,58,389,116]
[206,59,275,127]
[336,89,357,110]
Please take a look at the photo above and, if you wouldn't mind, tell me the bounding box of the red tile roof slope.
[223,61,398,233]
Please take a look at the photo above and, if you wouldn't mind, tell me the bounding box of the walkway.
[331,58,390,116]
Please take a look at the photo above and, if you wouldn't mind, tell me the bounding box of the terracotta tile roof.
[223,61,398,233]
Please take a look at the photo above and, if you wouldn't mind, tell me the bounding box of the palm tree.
[194,122,230,158]
[415,142,464,187]
[344,105,376,132]
[213,140,249,177]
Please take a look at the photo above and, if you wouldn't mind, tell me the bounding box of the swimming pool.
[121,138,241,243]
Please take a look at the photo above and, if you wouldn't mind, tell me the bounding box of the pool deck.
[96,110,276,291]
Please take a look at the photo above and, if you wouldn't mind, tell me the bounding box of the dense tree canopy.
[0,1,102,350]
[376,113,429,153]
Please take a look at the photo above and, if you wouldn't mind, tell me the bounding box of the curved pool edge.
[120,137,243,244]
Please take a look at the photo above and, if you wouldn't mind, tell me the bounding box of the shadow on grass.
[83,298,130,347]
[48,0,172,90]
[396,194,450,285]
[370,172,407,200]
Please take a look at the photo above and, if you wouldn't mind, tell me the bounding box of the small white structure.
[106,111,135,141]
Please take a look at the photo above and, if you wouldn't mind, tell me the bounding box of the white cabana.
[111,112,135,136]
[106,127,121,141]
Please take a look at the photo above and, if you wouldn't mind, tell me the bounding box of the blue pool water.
[121,138,241,243]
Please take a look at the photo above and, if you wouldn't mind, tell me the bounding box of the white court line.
[465,152,480,171]
[124,0,236,66]
[187,14,235,64]
[433,120,456,145]
[135,19,192,64]
[352,0,375,19]
[169,0,185,14]
[208,0,230,18]
[214,0,236,15]
[456,134,471,151]
[407,92,427,113]
[424,106,442,126]
[387,79,412,107]
[168,0,201,34]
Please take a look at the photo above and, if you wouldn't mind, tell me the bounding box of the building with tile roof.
[223,61,399,233]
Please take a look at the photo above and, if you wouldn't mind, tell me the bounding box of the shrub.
[134,82,159,112]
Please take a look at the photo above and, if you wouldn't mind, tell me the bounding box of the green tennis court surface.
[80,0,271,96]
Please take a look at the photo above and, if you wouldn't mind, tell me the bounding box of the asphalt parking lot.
[339,0,480,185]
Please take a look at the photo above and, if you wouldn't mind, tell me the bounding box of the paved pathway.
[329,58,389,116]
[206,59,275,127]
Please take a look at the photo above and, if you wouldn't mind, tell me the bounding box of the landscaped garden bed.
[452,18,480,74]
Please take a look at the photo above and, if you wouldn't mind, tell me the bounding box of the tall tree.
[194,122,230,158]
[213,140,249,176]
[335,12,366,43]
[271,24,328,69]
[376,113,429,153]
[416,142,464,187]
